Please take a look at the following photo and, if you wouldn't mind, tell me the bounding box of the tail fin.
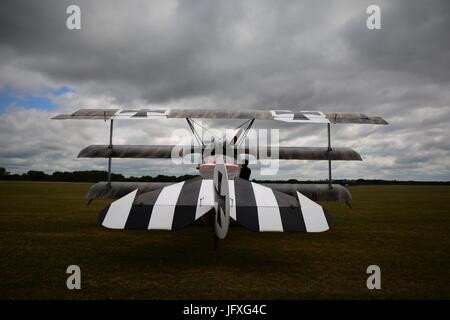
[213,162,231,239]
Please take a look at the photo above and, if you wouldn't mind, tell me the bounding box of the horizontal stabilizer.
[99,177,214,230]
[79,145,362,161]
[230,179,331,232]
[98,178,331,233]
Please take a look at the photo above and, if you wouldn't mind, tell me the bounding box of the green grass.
[0,181,449,299]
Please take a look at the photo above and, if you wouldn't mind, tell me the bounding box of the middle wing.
[78,145,362,161]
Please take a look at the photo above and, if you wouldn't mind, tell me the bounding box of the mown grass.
[0,181,449,299]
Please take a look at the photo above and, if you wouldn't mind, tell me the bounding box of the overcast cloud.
[0,0,449,180]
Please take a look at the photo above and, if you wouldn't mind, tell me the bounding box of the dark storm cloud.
[0,0,352,104]
[343,0,450,83]
[0,0,449,180]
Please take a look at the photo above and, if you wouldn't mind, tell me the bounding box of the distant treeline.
[0,168,196,183]
[0,168,448,185]
[257,179,450,186]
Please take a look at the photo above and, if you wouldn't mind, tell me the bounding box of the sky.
[0,0,449,181]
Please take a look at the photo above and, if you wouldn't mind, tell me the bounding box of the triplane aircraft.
[52,109,387,243]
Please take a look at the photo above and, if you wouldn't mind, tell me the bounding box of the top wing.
[52,108,388,124]
[324,112,388,124]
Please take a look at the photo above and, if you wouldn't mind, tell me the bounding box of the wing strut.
[236,118,255,147]
[327,123,332,189]
[107,119,114,188]
[185,118,205,147]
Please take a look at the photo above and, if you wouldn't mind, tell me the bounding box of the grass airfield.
[0,181,449,299]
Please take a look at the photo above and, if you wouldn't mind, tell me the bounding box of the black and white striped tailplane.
[229,179,332,232]
[98,177,332,233]
[99,177,214,230]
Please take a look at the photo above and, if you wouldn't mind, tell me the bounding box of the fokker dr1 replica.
[52,109,387,241]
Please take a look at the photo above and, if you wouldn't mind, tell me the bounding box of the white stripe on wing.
[228,180,236,220]
[251,182,283,231]
[102,189,138,229]
[195,179,215,219]
[296,191,329,232]
[148,182,185,230]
